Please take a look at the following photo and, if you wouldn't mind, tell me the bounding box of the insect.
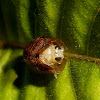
[23,37,67,78]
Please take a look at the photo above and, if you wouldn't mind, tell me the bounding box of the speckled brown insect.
[23,37,67,76]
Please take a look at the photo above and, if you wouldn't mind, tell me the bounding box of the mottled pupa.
[23,37,67,78]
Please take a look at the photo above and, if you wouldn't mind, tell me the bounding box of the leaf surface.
[0,0,100,100]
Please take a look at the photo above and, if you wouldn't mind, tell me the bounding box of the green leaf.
[0,0,100,100]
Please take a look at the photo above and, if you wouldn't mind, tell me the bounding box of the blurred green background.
[0,0,100,100]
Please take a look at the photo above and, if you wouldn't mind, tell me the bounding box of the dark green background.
[0,0,100,100]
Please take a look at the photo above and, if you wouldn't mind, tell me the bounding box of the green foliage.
[0,0,100,100]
